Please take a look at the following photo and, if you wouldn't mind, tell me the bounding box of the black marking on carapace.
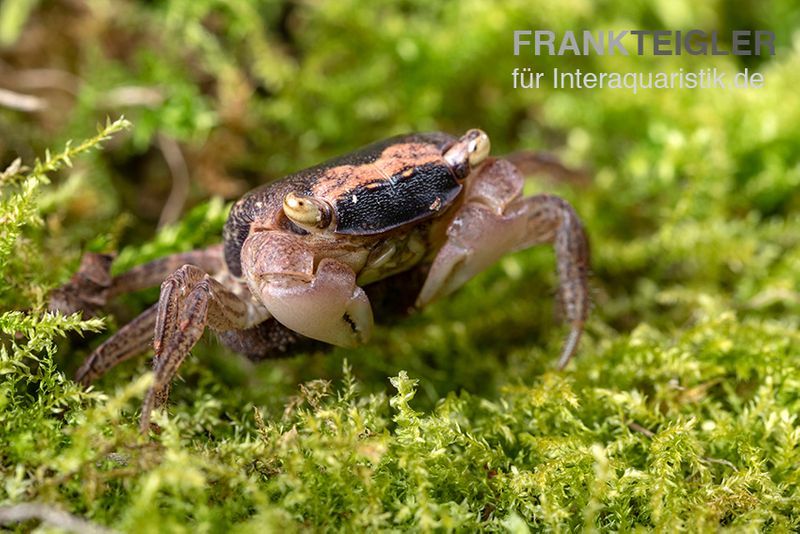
[334,162,461,235]
[224,197,261,277]
[223,132,457,276]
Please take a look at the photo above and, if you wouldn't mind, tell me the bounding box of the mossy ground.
[1,0,799,531]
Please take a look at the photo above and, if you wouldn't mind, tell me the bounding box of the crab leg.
[49,245,225,316]
[139,264,265,433]
[74,303,159,384]
[59,245,227,384]
[108,245,225,298]
[502,151,590,187]
[417,158,590,369]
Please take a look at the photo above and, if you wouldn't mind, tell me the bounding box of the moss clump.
[1,0,800,531]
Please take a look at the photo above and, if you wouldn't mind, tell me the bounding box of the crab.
[50,129,590,433]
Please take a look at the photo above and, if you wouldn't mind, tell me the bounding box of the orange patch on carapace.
[309,143,445,201]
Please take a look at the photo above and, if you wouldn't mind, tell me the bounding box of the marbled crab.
[51,129,591,433]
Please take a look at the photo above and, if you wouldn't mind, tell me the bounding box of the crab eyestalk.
[444,129,491,179]
[283,192,333,231]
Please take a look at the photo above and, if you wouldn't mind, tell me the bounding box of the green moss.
[1,0,800,531]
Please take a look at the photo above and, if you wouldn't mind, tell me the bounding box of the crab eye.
[283,192,332,230]
[466,129,490,167]
[444,129,491,179]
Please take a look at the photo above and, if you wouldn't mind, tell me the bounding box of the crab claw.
[417,158,590,369]
[241,230,374,348]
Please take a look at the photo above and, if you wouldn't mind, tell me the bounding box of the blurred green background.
[1,0,799,531]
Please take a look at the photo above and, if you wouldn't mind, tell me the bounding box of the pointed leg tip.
[139,412,163,437]
[138,419,150,436]
[555,326,583,370]
[138,405,151,434]
[138,410,162,436]
[74,365,93,387]
[139,389,156,435]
